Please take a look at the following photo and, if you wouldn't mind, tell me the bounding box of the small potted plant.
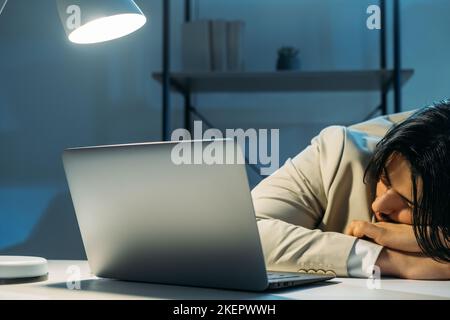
[276,46,300,71]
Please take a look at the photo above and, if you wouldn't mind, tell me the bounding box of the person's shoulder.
[348,110,416,137]
[311,110,417,156]
[312,125,346,149]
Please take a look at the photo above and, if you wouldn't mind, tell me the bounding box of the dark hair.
[365,101,450,263]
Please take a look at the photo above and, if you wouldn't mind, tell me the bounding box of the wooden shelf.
[152,69,414,94]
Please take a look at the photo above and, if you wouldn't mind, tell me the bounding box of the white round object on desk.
[0,256,48,279]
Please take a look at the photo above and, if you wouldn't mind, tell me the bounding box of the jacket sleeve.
[251,126,357,277]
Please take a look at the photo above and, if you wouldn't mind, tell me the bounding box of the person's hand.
[345,220,421,253]
[376,248,450,280]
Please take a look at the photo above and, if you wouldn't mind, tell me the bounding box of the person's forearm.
[375,248,405,277]
[376,247,450,280]
[257,218,356,277]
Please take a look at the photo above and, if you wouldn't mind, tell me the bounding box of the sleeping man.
[252,101,450,279]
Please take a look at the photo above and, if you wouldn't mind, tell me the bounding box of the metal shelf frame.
[159,0,405,141]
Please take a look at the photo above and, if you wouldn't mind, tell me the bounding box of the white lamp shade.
[57,0,147,44]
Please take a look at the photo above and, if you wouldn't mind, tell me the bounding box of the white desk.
[0,261,449,300]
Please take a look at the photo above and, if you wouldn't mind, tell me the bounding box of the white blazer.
[251,111,414,276]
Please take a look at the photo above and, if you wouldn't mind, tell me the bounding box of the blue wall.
[0,0,449,258]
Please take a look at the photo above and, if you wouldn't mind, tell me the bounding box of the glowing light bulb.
[68,13,146,44]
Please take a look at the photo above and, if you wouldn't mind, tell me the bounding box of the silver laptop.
[62,139,334,291]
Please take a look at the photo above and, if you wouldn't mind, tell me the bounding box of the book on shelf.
[181,19,245,73]
[210,20,228,72]
[227,20,245,72]
[181,20,211,72]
